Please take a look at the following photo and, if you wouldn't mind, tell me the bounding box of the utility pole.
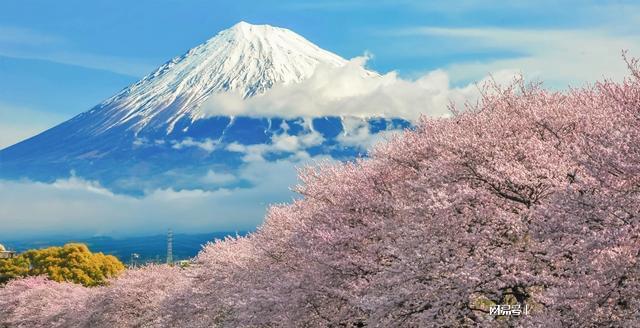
[166,229,173,265]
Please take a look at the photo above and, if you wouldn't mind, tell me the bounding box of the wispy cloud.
[390,26,640,87]
[337,117,402,151]
[0,26,153,77]
[201,170,237,185]
[284,0,632,15]
[0,157,327,238]
[0,49,154,78]
[226,126,324,163]
[285,0,524,12]
[0,26,63,46]
[170,138,217,152]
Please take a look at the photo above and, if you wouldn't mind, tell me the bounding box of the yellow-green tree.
[0,243,125,286]
[0,255,29,283]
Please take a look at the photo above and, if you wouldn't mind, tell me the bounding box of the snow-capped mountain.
[0,22,409,193]
[95,21,349,135]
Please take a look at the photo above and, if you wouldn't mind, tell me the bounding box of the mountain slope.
[0,22,408,193]
[95,21,349,135]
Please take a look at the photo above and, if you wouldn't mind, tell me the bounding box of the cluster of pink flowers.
[2,59,639,327]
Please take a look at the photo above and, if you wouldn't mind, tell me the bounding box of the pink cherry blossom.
[2,57,640,327]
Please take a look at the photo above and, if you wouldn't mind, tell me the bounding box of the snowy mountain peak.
[0,22,411,194]
[224,21,285,39]
[97,22,347,133]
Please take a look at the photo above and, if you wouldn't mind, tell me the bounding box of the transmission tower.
[166,229,173,265]
[130,253,140,268]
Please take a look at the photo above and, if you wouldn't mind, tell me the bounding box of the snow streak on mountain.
[97,21,348,135]
[0,22,409,193]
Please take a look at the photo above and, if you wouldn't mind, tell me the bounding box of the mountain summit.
[0,22,408,193]
[102,22,348,132]
[85,21,348,135]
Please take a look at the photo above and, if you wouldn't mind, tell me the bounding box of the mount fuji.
[0,22,410,194]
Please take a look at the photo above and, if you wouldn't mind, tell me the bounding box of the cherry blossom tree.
[0,276,90,328]
[179,60,639,326]
[79,264,190,328]
[1,58,639,327]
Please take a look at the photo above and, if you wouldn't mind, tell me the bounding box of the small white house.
[0,244,16,259]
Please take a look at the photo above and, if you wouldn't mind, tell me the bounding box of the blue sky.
[2,1,640,147]
[2,1,640,238]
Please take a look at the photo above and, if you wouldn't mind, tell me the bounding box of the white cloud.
[198,56,499,121]
[201,170,236,185]
[225,118,326,162]
[271,119,324,152]
[51,174,116,197]
[395,27,640,87]
[0,156,334,239]
[226,143,269,162]
[336,117,402,151]
[171,138,217,152]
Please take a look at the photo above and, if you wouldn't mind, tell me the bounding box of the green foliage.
[0,243,125,286]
